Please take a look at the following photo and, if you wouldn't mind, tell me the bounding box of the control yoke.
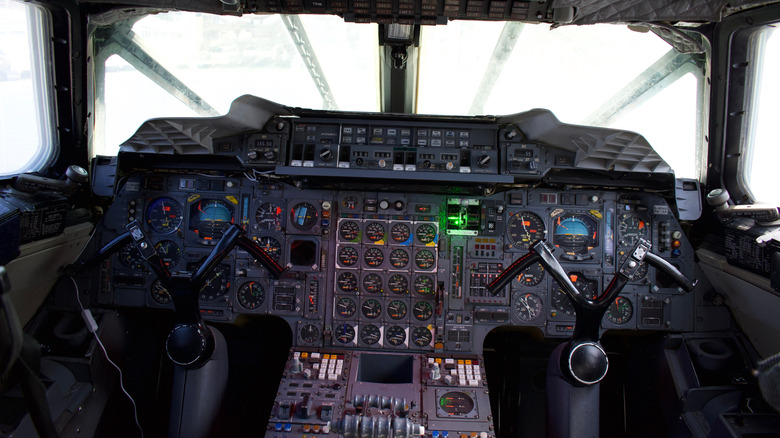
[487,239,696,385]
[69,222,286,368]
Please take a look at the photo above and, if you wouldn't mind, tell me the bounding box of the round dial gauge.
[551,289,575,317]
[415,224,437,244]
[506,211,546,250]
[618,214,649,247]
[300,323,320,344]
[255,202,284,231]
[411,326,433,348]
[342,196,359,211]
[605,296,633,325]
[514,293,544,322]
[413,275,435,296]
[390,223,411,244]
[360,324,381,345]
[362,273,383,294]
[618,253,648,281]
[155,240,182,269]
[363,247,385,268]
[337,272,358,293]
[335,297,357,318]
[364,222,386,242]
[553,213,600,254]
[150,280,172,305]
[339,220,361,241]
[389,248,410,269]
[146,197,183,234]
[414,249,436,270]
[387,274,409,295]
[338,246,359,267]
[289,202,318,230]
[551,273,598,317]
[334,324,355,344]
[192,263,232,301]
[439,391,475,415]
[237,281,265,310]
[119,243,144,269]
[515,263,545,287]
[361,299,382,319]
[385,325,406,346]
[412,301,433,321]
[387,300,408,320]
[256,236,282,262]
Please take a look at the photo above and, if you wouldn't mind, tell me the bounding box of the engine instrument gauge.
[300,323,321,344]
[414,249,436,270]
[338,246,359,267]
[514,293,544,322]
[390,223,412,244]
[255,202,284,231]
[361,299,382,319]
[387,274,409,295]
[146,197,183,234]
[439,391,476,415]
[334,324,355,344]
[385,325,406,346]
[363,247,385,268]
[237,281,265,310]
[387,300,407,320]
[339,220,361,241]
[337,272,358,293]
[415,224,437,244]
[553,213,599,254]
[389,248,410,269]
[506,211,546,250]
[364,222,386,242]
[256,236,282,262]
[189,199,235,241]
[362,273,383,294]
[335,297,357,318]
[515,263,545,287]
[188,262,231,301]
[605,296,633,325]
[360,324,381,345]
[413,275,435,296]
[155,240,182,268]
[412,301,433,321]
[618,214,649,247]
[411,326,433,347]
[150,280,172,305]
[119,243,144,269]
[290,202,318,230]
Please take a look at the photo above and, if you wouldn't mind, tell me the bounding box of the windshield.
[92,12,707,179]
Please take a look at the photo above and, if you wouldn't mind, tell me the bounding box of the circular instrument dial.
[387,274,409,295]
[237,281,265,310]
[514,293,544,322]
[364,222,386,242]
[605,296,633,325]
[551,273,598,317]
[362,273,383,294]
[412,301,433,321]
[413,275,435,296]
[300,323,320,344]
[342,196,359,211]
[411,326,433,348]
[339,220,360,241]
[553,213,600,254]
[439,391,475,415]
[338,246,359,267]
[385,325,406,346]
[618,214,649,247]
[119,243,144,269]
[363,247,385,268]
[337,272,358,293]
[387,300,407,320]
[506,211,546,250]
[193,263,232,301]
[360,324,381,345]
[515,263,545,287]
[150,280,172,305]
[335,297,357,318]
[146,197,183,234]
[290,202,318,230]
[334,324,355,344]
[255,202,284,231]
[390,223,411,244]
[189,199,235,241]
[414,249,436,270]
[155,240,182,268]
[361,299,382,319]
[389,248,410,269]
[415,224,437,244]
[256,236,282,262]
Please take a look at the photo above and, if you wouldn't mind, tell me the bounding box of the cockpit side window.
[0,0,56,177]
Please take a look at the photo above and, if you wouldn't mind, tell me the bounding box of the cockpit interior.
[1,0,780,437]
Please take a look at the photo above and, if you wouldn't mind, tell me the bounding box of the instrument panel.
[98,171,695,354]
